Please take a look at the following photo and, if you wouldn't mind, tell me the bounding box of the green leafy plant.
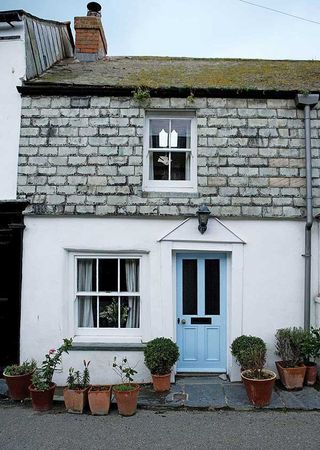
[301,327,320,364]
[32,338,73,391]
[99,298,129,327]
[4,359,37,376]
[186,90,195,104]
[132,87,151,106]
[66,360,90,390]
[144,337,180,375]
[275,327,306,368]
[231,335,266,371]
[112,357,137,391]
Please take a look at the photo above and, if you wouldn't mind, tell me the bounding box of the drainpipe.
[295,94,319,329]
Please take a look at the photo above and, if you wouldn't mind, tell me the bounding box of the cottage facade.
[11,5,320,383]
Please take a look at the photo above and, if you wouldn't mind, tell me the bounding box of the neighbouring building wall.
[0,21,25,200]
[17,95,320,218]
[19,216,319,384]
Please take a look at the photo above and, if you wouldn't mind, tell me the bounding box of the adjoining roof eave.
[16,83,319,99]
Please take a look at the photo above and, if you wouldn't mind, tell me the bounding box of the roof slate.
[25,56,320,93]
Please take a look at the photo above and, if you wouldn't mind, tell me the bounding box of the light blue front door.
[176,253,227,372]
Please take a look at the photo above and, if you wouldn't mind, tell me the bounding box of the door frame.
[175,251,227,373]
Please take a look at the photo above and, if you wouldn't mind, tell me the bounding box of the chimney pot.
[87,2,102,17]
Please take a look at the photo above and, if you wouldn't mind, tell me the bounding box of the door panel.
[176,253,227,372]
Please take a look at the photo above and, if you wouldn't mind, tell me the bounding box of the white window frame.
[143,111,197,193]
[73,253,143,339]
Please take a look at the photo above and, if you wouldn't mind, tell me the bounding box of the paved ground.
[0,405,320,450]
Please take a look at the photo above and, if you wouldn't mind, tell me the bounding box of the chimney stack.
[74,2,107,62]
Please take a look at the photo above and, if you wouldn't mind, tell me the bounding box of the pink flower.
[48,349,56,354]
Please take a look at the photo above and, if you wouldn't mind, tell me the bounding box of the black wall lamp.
[197,204,210,234]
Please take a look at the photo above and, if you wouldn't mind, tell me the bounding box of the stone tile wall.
[17,96,320,217]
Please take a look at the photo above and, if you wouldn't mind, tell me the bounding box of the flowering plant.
[32,338,73,391]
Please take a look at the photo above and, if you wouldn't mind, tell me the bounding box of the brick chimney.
[74,2,107,62]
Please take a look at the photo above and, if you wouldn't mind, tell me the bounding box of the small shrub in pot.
[63,360,90,413]
[144,337,180,392]
[275,327,307,390]
[112,357,139,416]
[301,327,320,386]
[230,335,266,371]
[4,360,36,401]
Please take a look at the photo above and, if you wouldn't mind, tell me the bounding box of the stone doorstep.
[2,380,320,411]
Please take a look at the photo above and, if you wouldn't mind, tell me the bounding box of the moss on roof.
[27,56,320,92]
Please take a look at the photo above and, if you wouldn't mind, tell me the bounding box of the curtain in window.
[125,260,139,328]
[78,259,94,327]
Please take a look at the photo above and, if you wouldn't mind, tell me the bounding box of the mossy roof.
[26,56,320,93]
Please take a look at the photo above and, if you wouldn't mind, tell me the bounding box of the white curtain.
[78,260,94,327]
[125,260,139,328]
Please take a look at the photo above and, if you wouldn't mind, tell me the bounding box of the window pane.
[78,296,97,327]
[171,119,191,148]
[205,260,220,315]
[120,296,140,328]
[171,152,189,180]
[120,259,140,292]
[151,151,169,180]
[99,297,119,328]
[99,259,118,292]
[77,259,96,292]
[183,259,197,315]
[149,119,169,148]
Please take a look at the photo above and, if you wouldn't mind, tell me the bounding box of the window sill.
[70,342,146,352]
[141,191,199,198]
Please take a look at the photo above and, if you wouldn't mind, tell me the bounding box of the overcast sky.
[1,0,320,59]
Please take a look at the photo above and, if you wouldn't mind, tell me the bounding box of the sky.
[1,0,320,60]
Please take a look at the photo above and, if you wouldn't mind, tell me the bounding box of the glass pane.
[149,119,169,148]
[205,260,220,315]
[99,259,118,292]
[120,296,140,328]
[171,152,189,180]
[120,259,140,292]
[171,119,191,148]
[77,259,96,292]
[78,296,97,327]
[99,297,119,328]
[151,151,169,180]
[183,259,197,315]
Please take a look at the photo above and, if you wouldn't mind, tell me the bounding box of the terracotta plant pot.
[4,372,33,401]
[63,387,89,413]
[113,384,139,416]
[152,373,171,392]
[304,363,318,386]
[88,385,111,415]
[241,369,276,407]
[275,361,306,390]
[29,382,56,412]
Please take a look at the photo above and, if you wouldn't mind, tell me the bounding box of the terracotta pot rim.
[113,383,140,393]
[152,373,171,378]
[89,385,111,392]
[241,369,277,382]
[4,371,34,378]
[63,386,90,393]
[275,361,306,369]
[305,362,317,367]
[29,382,56,393]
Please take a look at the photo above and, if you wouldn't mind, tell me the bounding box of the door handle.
[181,319,186,325]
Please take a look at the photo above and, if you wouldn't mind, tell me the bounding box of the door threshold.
[176,372,227,377]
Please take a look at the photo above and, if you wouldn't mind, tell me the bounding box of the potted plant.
[275,327,306,390]
[3,359,36,401]
[29,338,73,411]
[112,357,139,416]
[88,384,112,415]
[231,335,265,371]
[64,360,90,413]
[301,327,320,386]
[231,336,276,407]
[143,337,180,392]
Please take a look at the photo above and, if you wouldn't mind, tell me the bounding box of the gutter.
[295,93,319,329]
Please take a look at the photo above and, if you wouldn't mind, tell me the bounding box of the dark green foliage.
[66,360,90,390]
[301,328,320,363]
[144,337,180,375]
[275,327,306,367]
[231,335,267,374]
[4,359,36,376]
[112,357,137,384]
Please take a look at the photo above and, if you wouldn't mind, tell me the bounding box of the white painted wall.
[19,216,319,384]
[0,21,25,200]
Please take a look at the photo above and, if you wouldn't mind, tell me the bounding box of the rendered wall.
[19,216,318,384]
[0,22,25,200]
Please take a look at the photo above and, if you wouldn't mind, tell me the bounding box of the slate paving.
[1,376,320,411]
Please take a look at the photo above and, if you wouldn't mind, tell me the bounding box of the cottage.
[10,3,320,383]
